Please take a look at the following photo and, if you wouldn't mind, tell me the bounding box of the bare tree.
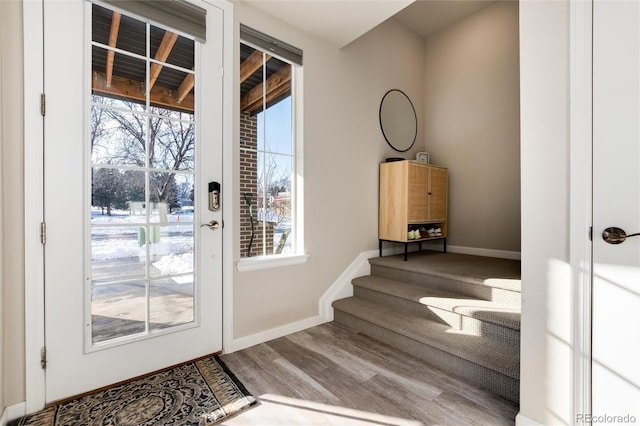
[90,97,194,207]
[257,147,291,227]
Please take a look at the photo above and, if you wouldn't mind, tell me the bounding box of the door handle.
[201,220,219,231]
[602,226,640,244]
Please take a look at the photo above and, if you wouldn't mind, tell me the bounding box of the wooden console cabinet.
[379,160,448,260]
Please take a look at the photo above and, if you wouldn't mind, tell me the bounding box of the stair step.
[332,297,520,402]
[332,297,519,378]
[369,251,521,305]
[352,275,520,346]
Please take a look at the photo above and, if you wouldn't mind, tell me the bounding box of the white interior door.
[593,0,640,419]
[43,0,224,402]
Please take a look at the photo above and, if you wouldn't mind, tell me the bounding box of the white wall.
[423,1,521,253]
[232,3,426,340]
[0,4,5,415]
[519,1,573,424]
[0,0,26,411]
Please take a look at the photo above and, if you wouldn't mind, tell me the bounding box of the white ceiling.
[236,0,496,48]
[236,0,415,48]
[394,0,495,39]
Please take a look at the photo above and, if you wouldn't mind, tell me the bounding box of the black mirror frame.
[379,89,418,153]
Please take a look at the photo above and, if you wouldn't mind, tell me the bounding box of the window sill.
[236,253,310,272]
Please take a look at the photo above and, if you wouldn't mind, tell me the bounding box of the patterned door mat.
[12,355,256,425]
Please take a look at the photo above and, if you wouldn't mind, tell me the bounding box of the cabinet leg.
[443,238,447,253]
[404,243,408,261]
[379,240,383,257]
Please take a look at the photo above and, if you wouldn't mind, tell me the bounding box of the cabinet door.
[379,162,409,240]
[408,163,429,222]
[428,167,448,221]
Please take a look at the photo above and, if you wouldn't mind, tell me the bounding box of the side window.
[239,27,302,258]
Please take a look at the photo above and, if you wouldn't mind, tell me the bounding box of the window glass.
[239,41,300,258]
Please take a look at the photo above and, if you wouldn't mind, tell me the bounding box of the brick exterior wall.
[240,111,274,257]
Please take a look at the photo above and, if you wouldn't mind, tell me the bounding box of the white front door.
[593,0,640,419]
[43,0,224,402]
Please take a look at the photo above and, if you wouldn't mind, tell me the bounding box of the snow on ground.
[152,253,194,283]
[91,209,194,277]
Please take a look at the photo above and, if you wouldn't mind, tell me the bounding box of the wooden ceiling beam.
[243,81,291,115]
[177,69,195,104]
[240,50,271,83]
[105,11,121,88]
[93,70,194,112]
[241,64,291,113]
[149,31,178,90]
[249,82,291,114]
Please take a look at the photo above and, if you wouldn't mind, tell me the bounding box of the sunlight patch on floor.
[223,393,422,426]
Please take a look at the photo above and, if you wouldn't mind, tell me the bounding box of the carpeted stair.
[332,251,521,402]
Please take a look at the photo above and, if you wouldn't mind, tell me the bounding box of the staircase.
[332,250,521,402]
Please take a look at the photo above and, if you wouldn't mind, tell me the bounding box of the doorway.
[39,0,228,403]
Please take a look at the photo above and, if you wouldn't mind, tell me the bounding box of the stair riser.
[354,286,448,323]
[371,265,521,305]
[354,287,520,347]
[334,310,520,403]
[460,315,521,347]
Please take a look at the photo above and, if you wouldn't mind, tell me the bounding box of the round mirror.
[379,89,417,152]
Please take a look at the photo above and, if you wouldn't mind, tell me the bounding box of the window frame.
[236,34,305,271]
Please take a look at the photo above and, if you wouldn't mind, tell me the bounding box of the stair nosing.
[332,297,520,380]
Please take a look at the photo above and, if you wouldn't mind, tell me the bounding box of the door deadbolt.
[602,227,640,244]
[201,220,219,231]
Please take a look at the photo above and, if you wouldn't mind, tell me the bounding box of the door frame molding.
[23,0,46,413]
[23,0,235,412]
[569,0,593,421]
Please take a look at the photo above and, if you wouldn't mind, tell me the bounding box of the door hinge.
[40,346,47,369]
[589,226,593,241]
[218,66,224,77]
[40,222,47,245]
[40,94,46,116]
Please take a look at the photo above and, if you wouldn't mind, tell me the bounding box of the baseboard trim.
[447,245,521,260]
[417,242,521,260]
[515,412,542,426]
[228,249,382,353]
[1,402,26,425]
[228,315,325,353]
[319,249,378,322]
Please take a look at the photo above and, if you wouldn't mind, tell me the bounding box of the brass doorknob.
[201,220,219,231]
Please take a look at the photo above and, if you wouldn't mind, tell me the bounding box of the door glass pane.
[149,225,194,277]
[91,226,147,282]
[149,276,195,331]
[92,4,146,56]
[150,25,195,71]
[92,283,147,344]
[149,172,194,222]
[150,115,195,171]
[91,168,146,221]
[89,3,198,346]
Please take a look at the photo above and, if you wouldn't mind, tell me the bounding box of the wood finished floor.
[220,322,518,425]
